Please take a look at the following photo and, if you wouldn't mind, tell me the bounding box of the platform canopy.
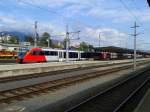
[94,46,150,55]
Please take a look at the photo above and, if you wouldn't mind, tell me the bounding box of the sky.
[0,0,150,50]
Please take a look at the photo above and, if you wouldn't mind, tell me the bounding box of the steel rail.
[65,65,150,112]
[0,62,143,104]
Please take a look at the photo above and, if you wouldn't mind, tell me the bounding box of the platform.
[0,58,149,78]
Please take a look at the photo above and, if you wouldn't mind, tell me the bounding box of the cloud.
[13,0,150,24]
[18,0,79,9]
[0,0,149,49]
[0,15,58,35]
[79,27,128,47]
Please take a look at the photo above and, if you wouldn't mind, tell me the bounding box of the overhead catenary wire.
[17,0,58,14]
[119,0,140,21]
[118,0,149,36]
[17,1,111,30]
[15,0,148,49]
[17,0,82,24]
[131,0,150,33]
[119,0,150,33]
[119,0,146,28]
[132,0,145,16]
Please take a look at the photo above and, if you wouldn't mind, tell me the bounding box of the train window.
[32,51,39,55]
[81,53,91,58]
[81,53,85,58]
[43,51,58,56]
[44,51,49,55]
[64,52,66,58]
[31,51,44,55]
[40,51,44,55]
[49,51,58,56]
[69,52,78,58]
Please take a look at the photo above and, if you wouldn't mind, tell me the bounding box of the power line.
[17,0,58,14]
[131,0,150,33]
[119,0,139,21]
[130,0,146,27]
[120,0,150,33]
[118,0,145,28]
[132,0,144,15]
[17,0,81,24]
[118,0,150,34]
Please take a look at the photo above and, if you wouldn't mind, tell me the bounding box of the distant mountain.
[0,31,64,45]
[0,31,32,41]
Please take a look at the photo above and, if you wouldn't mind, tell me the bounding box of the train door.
[59,51,63,61]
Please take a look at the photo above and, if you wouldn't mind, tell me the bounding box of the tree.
[79,42,89,51]
[76,42,94,52]
[52,42,62,48]
[8,36,19,44]
[88,44,94,52]
[25,35,34,45]
[40,32,52,47]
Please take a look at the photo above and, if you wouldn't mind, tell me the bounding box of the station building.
[0,43,29,52]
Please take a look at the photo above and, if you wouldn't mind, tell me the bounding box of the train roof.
[31,47,82,52]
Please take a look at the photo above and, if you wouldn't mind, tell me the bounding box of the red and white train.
[16,47,144,63]
[16,48,84,63]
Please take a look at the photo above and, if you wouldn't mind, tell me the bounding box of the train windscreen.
[18,52,26,59]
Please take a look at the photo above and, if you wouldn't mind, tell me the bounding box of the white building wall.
[0,45,7,50]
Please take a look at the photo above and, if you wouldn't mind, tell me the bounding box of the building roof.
[94,46,150,55]
[0,43,27,47]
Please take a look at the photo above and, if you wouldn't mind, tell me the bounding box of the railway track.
[0,61,149,104]
[65,66,150,112]
[0,59,149,83]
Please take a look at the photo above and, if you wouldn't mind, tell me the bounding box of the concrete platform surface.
[134,89,150,112]
[0,58,149,78]
[0,58,148,71]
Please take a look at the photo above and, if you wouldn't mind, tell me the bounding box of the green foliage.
[52,43,62,48]
[25,36,34,45]
[77,42,94,52]
[8,36,19,44]
[40,32,52,47]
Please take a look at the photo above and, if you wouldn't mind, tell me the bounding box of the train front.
[16,52,27,63]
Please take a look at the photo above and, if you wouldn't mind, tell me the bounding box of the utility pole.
[99,32,101,48]
[34,21,38,47]
[131,21,140,71]
[65,25,80,62]
[66,25,69,62]
[47,34,51,48]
